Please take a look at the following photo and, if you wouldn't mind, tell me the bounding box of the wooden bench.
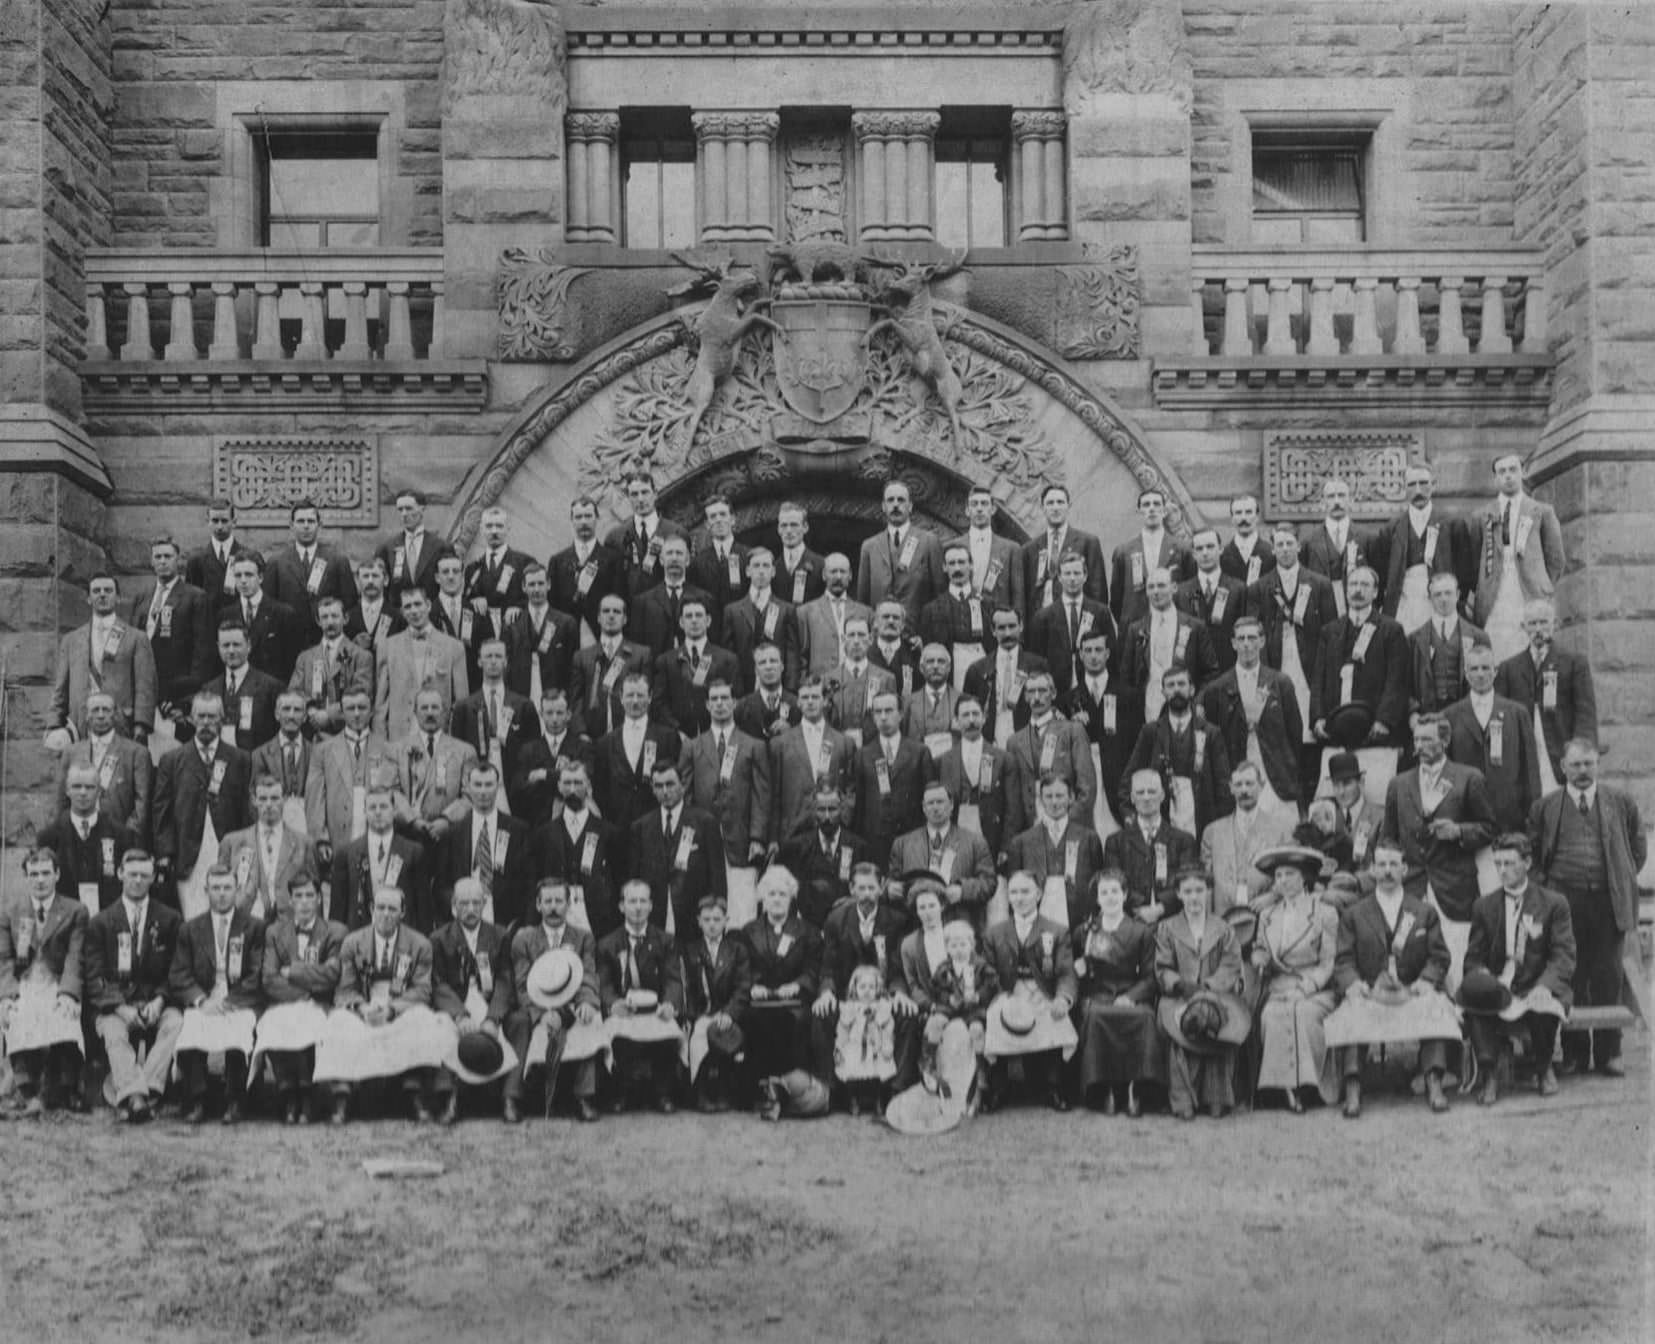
[1559,940,1646,1033]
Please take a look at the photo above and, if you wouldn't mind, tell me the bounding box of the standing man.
[330,786,429,933]
[592,672,684,833]
[1495,599,1596,795]
[306,689,395,871]
[963,607,1049,749]
[628,760,727,937]
[431,552,496,692]
[850,691,934,870]
[289,596,375,738]
[344,557,401,656]
[855,479,946,626]
[1110,488,1190,633]
[722,548,801,692]
[652,597,742,736]
[530,761,621,940]
[775,501,827,607]
[937,697,1013,864]
[887,783,998,923]
[184,499,260,600]
[1248,525,1338,802]
[569,592,652,741]
[828,614,896,749]
[628,536,710,659]
[687,494,749,634]
[1372,463,1472,633]
[1119,567,1215,726]
[869,602,925,704]
[606,470,690,601]
[388,687,475,850]
[464,506,535,630]
[502,564,580,706]
[250,692,313,833]
[679,680,771,927]
[1175,530,1246,676]
[53,691,151,840]
[217,774,317,923]
[1312,567,1409,800]
[223,556,303,686]
[1529,738,1646,1078]
[130,535,212,749]
[734,644,798,744]
[1102,771,1199,924]
[1219,494,1274,587]
[767,676,854,848]
[509,688,592,825]
[1124,666,1233,840]
[797,553,870,679]
[1002,671,1095,837]
[901,644,963,754]
[548,496,625,646]
[39,761,135,914]
[1444,644,1541,835]
[1198,617,1302,818]
[1298,478,1371,620]
[1201,761,1295,916]
[204,621,283,752]
[1063,628,1130,834]
[1027,553,1114,698]
[376,489,447,606]
[776,784,869,928]
[435,762,533,933]
[375,587,469,741]
[262,498,357,643]
[1004,775,1106,930]
[1406,574,1489,720]
[1022,483,1107,617]
[50,573,156,745]
[954,484,1024,618]
[451,638,541,794]
[153,693,253,916]
[1473,453,1565,662]
[918,543,996,691]
[1327,752,1384,873]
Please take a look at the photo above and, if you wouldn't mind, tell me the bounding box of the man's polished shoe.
[19,1096,45,1120]
[1342,1081,1362,1119]
[606,1095,627,1115]
[655,1096,677,1115]
[1538,1067,1560,1097]
[576,1098,600,1123]
[696,1093,718,1114]
[129,1097,153,1125]
[1046,1089,1071,1113]
[439,1095,460,1127]
[221,1102,242,1126]
[501,1098,523,1125]
[1557,1057,1586,1077]
[1125,1084,1142,1119]
[1599,1056,1625,1078]
[184,1102,207,1126]
[1476,1074,1498,1107]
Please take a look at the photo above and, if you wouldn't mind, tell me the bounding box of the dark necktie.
[1578,792,1591,818]
[1501,501,1512,546]
[284,743,299,794]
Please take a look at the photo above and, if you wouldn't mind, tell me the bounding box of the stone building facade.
[1,0,1651,856]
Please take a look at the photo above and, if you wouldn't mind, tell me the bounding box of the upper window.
[622,110,697,249]
[259,131,381,248]
[935,109,1009,250]
[1251,131,1368,243]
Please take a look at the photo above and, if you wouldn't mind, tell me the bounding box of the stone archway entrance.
[449,306,1199,563]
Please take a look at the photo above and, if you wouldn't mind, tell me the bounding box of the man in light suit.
[767,676,855,849]
[289,596,375,738]
[797,553,871,680]
[375,587,469,742]
[153,694,253,914]
[901,645,963,750]
[1109,488,1191,632]
[1444,644,1541,834]
[775,501,828,607]
[261,499,358,643]
[1494,599,1597,789]
[1473,453,1566,662]
[130,535,213,743]
[1201,761,1295,916]
[547,496,626,644]
[568,593,652,740]
[678,682,772,907]
[1297,478,1373,621]
[855,480,946,627]
[1022,482,1108,618]
[887,781,997,922]
[1002,671,1095,837]
[305,689,395,870]
[247,693,314,829]
[953,484,1024,619]
[51,573,157,743]
[217,773,318,922]
[389,688,478,847]
[54,691,151,839]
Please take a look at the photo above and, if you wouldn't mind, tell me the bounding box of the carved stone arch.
[449,304,1203,558]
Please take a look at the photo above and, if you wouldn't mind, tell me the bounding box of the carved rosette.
[850,111,942,242]
[1061,0,1193,116]
[1054,249,1141,359]
[497,249,591,361]
[443,0,568,117]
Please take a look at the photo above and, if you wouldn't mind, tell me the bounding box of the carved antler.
[665,250,737,297]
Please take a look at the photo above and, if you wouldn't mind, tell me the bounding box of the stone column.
[564,112,621,244]
[1011,110,1068,242]
[852,111,942,242]
[693,112,780,243]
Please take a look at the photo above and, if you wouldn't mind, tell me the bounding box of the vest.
[1430,627,1463,706]
[1551,797,1608,893]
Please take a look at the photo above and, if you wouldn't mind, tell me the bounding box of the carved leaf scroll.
[497,250,589,361]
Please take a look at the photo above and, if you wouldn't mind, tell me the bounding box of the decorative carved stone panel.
[1054,248,1140,359]
[498,250,590,361]
[1062,0,1193,115]
[214,437,379,528]
[443,0,568,116]
[784,131,849,244]
[1264,431,1424,521]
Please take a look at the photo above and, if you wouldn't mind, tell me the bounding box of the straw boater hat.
[525,947,584,1012]
[626,989,659,1012]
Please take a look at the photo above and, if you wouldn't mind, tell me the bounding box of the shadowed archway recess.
[449,304,1203,561]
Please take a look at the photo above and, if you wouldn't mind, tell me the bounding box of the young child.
[926,919,1000,1109]
[833,963,897,1116]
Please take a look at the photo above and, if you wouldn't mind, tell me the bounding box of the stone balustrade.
[1154,247,1554,407]
[80,249,486,410]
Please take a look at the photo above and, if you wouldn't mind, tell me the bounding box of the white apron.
[252,1001,332,1066]
[4,969,84,1056]
[1485,550,1527,664]
[313,999,451,1083]
[725,863,759,930]
[179,811,221,922]
[174,1006,258,1057]
[1395,565,1433,638]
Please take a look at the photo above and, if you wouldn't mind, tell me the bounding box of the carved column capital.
[1011,109,1067,143]
[691,111,781,143]
[565,110,620,144]
[851,110,942,144]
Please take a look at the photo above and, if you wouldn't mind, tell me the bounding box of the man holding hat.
[1124,664,1233,840]
[255,874,346,1125]
[507,879,601,1122]
[1154,867,1249,1119]
[596,880,685,1113]
[1325,838,1457,1117]
[980,870,1079,1112]
[1459,833,1575,1105]
[682,893,752,1112]
[1311,566,1409,804]
[886,783,998,924]
[429,877,518,1124]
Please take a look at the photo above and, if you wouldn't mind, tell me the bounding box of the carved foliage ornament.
[784,133,848,244]
[851,111,943,143]
[498,250,590,361]
[1011,110,1068,142]
[215,437,378,528]
[1055,248,1141,360]
[1264,431,1424,521]
[443,0,567,116]
[691,111,781,143]
[565,111,621,143]
[1062,0,1193,115]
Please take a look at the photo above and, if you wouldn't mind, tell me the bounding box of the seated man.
[980,870,1080,1113]
[0,848,90,1116]
[507,878,602,1123]
[1459,832,1576,1106]
[741,864,822,1093]
[1154,867,1248,1120]
[84,849,183,1123]
[1005,773,1107,930]
[1324,838,1458,1117]
[430,876,518,1125]
[681,893,753,1112]
[168,864,267,1125]
[886,783,997,925]
[595,879,685,1114]
[314,886,447,1124]
[256,874,346,1124]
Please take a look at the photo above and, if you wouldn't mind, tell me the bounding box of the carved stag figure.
[865,251,969,444]
[667,253,784,448]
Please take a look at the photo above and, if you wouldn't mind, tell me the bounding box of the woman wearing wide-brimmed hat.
[1072,869,1162,1117]
[1250,845,1340,1112]
[1154,867,1250,1119]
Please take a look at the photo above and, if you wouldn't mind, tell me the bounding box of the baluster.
[1518,276,1546,352]
[293,282,327,359]
[1191,280,1210,355]
[1435,276,1467,355]
[1478,275,1512,354]
[428,278,445,359]
[339,281,371,360]
[208,281,240,359]
[1393,276,1425,355]
[85,283,108,359]
[1220,278,1251,357]
[120,283,153,361]
[1306,276,1338,356]
[251,281,284,360]
[1263,276,1296,356]
[163,282,197,361]
[384,281,415,361]
[1349,276,1382,355]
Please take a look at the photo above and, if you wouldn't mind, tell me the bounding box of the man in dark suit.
[1110,488,1191,632]
[919,542,996,681]
[1370,463,1474,630]
[722,549,801,692]
[329,788,428,931]
[1023,482,1108,618]
[38,763,135,913]
[568,593,651,741]
[592,673,684,834]
[184,500,260,603]
[775,501,828,607]
[767,677,855,850]
[1444,644,1541,833]
[153,694,254,913]
[251,693,315,828]
[464,506,536,629]
[548,496,626,644]
[1118,569,1217,725]
[886,782,999,922]
[1311,567,1411,761]
[1175,529,1247,677]
[686,495,748,639]
[344,556,403,656]
[1027,552,1115,698]
[53,692,152,840]
[963,607,1051,748]
[1494,599,1597,788]
[652,597,742,736]
[1297,478,1373,620]
[1198,618,1303,815]
[130,535,213,739]
[682,893,754,1110]
[605,470,691,602]
[629,536,711,659]
[981,872,1079,1111]
[679,682,772,894]
[1124,666,1233,838]
[262,500,358,643]
[258,874,347,1124]
[734,643,798,744]
[849,691,934,870]
[1406,574,1490,720]
[1102,770,1199,923]
[1002,671,1095,836]
[220,556,303,686]
[530,760,623,941]
[937,697,1013,860]
[595,879,686,1111]
[825,614,896,748]
[505,879,602,1121]
[503,564,579,708]
[375,489,448,606]
[1249,526,1339,802]
[869,601,926,702]
[508,689,593,827]
[1062,629,1131,830]
[954,485,1025,619]
[629,760,728,937]
[84,850,184,1122]
[203,621,284,753]
[1529,738,1646,1077]
[776,784,869,929]
[433,763,534,934]
[428,875,516,1123]
[1461,833,1576,1105]
[855,480,946,627]
[1005,774,1107,929]
[431,553,498,693]
[451,638,541,793]
[0,848,90,1113]
[1219,494,1274,587]
[167,866,266,1124]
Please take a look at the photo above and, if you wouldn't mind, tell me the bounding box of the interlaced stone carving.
[1264,431,1424,520]
[214,437,378,527]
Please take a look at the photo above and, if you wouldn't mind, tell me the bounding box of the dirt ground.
[1,1044,1647,1344]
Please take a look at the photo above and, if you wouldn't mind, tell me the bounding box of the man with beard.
[530,760,621,940]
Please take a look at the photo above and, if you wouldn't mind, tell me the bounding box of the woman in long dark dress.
[1072,870,1163,1116]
